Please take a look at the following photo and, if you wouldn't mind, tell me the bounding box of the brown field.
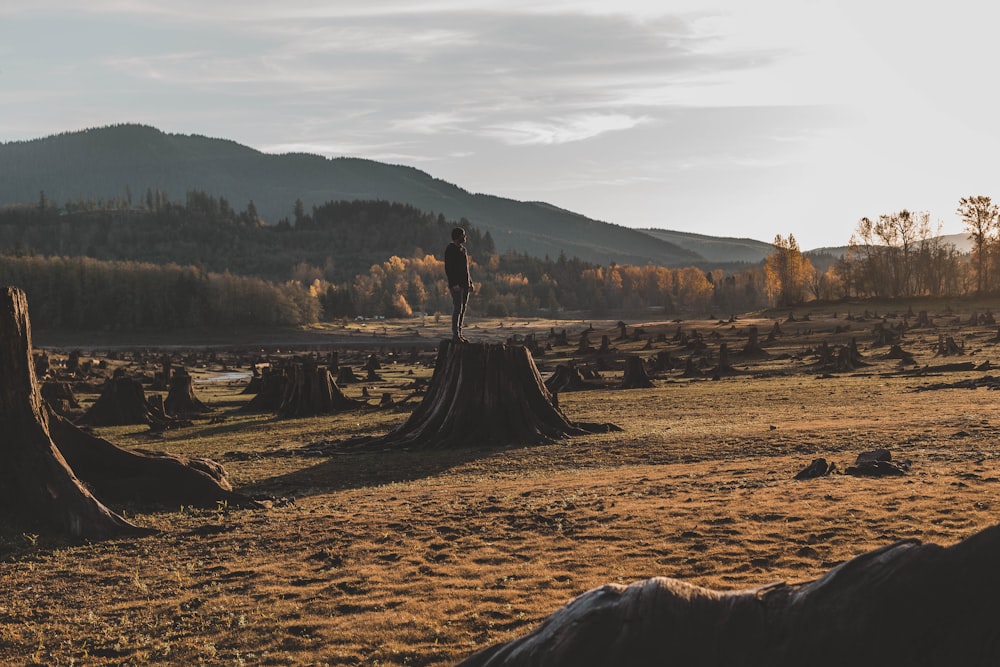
[4,302,1000,666]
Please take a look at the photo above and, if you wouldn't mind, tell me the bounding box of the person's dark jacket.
[445,242,471,289]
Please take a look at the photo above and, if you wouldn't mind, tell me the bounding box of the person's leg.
[456,288,470,339]
[451,288,463,340]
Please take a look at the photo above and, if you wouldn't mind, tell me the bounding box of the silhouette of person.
[445,227,474,342]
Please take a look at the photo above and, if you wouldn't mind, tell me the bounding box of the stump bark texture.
[277,361,364,418]
[0,287,255,538]
[458,522,1000,667]
[356,341,619,450]
[620,355,654,389]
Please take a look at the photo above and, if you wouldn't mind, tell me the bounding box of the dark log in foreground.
[0,287,255,539]
[351,341,620,450]
[458,523,1000,667]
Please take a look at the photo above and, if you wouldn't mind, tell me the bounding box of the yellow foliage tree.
[764,234,815,307]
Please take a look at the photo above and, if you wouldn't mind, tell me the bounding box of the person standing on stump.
[445,226,474,342]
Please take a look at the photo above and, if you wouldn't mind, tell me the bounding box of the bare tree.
[958,195,999,293]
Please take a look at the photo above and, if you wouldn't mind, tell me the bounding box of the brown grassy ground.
[4,304,1000,665]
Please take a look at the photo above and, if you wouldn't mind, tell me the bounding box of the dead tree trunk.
[348,341,620,450]
[620,355,654,389]
[0,288,256,538]
[458,523,1000,667]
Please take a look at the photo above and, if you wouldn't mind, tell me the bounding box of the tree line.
[761,196,998,305]
[0,190,996,331]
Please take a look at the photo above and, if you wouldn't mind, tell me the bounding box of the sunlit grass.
[5,310,1000,665]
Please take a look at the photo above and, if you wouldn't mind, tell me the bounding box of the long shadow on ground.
[241,445,497,499]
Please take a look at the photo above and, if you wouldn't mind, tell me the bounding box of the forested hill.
[0,124,700,267]
[0,197,494,283]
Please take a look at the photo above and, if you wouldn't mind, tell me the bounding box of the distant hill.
[640,228,773,264]
[0,124,701,267]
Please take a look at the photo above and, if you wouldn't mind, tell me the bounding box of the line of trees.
[1,191,997,330]
[762,197,996,304]
[0,255,317,330]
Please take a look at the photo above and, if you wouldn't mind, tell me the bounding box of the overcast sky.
[2,1,997,249]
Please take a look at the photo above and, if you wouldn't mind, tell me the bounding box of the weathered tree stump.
[935,334,963,356]
[738,326,767,357]
[681,356,703,378]
[620,355,654,389]
[545,362,601,394]
[164,367,213,418]
[348,341,619,450]
[0,287,253,539]
[872,322,900,347]
[649,350,675,372]
[548,328,569,346]
[712,343,737,377]
[336,365,362,385]
[151,354,172,390]
[241,366,286,412]
[885,344,916,365]
[616,321,628,340]
[276,361,364,418]
[458,522,1000,666]
[40,381,81,415]
[78,372,172,428]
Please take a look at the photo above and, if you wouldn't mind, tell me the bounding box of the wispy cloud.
[486,113,648,145]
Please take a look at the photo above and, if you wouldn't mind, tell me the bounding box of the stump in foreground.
[0,287,255,539]
[353,340,619,450]
[458,522,1000,667]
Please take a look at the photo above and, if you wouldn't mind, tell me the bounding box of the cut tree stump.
[0,287,254,539]
[277,361,365,418]
[77,372,172,428]
[458,522,1000,667]
[347,340,620,450]
[620,355,654,389]
[163,367,213,418]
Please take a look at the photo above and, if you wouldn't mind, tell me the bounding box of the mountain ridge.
[0,124,708,267]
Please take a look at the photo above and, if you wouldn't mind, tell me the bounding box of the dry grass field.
[4,302,1000,665]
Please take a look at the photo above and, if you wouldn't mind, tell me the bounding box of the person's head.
[451,227,466,243]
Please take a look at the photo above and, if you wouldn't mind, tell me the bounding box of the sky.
[1,1,997,250]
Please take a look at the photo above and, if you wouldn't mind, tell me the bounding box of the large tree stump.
[164,367,213,418]
[0,288,147,539]
[277,361,365,418]
[350,341,619,450]
[458,523,1000,667]
[0,287,255,538]
[620,355,654,389]
[77,373,170,428]
[241,366,287,412]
